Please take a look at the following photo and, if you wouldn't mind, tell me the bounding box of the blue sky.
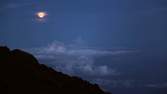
[0,0,167,94]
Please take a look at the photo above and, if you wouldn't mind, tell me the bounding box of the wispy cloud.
[93,79,136,88]
[31,40,134,57]
[145,83,167,88]
[29,40,135,77]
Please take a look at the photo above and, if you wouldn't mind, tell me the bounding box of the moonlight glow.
[36,11,47,19]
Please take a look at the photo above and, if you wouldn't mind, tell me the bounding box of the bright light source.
[36,11,47,19]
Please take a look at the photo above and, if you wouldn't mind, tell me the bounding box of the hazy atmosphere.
[0,0,167,94]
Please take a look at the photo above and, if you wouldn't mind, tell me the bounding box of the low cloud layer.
[27,39,144,92]
[20,38,167,93]
[145,83,167,88]
[29,40,133,77]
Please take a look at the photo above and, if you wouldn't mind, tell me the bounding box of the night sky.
[0,0,167,94]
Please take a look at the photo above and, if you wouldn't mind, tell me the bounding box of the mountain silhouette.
[0,46,111,94]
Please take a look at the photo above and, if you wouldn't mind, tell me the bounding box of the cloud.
[29,40,134,77]
[145,83,167,88]
[92,79,136,89]
[31,40,133,57]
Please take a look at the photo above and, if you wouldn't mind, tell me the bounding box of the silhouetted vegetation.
[0,46,111,94]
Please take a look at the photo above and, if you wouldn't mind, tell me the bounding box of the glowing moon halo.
[36,11,47,19]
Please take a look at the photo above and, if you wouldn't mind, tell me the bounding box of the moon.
[36,11,47,19]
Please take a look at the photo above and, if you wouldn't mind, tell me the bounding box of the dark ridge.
[0,46,111,94]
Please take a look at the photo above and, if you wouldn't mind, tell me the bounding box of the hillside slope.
[0,46,111,94]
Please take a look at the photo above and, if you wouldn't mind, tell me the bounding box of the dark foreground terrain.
[0,46,111,94]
